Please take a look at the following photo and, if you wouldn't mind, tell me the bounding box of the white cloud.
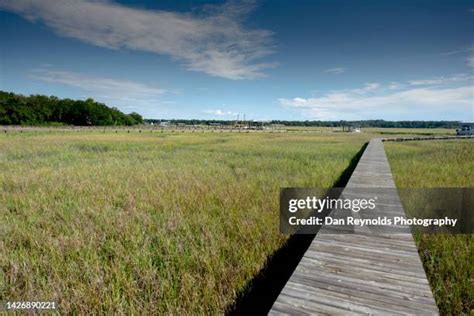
[30,68,164,96]
[388,82,403,90]
[468,54,474,67]
[466,44,474,67]
[202,109,238,117]
[409,79,444,86]
[351,82,380,94]
[279,75,474,120]
[0,0,274,80]
[29,67,165,109]
[437,46,474,68]
[438,47,474,56]
[324,67,346,75]
[408,73,472,86]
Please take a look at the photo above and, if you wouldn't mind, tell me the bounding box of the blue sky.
[0,0,473,120]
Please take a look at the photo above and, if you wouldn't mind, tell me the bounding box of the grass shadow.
[225,142,368,315]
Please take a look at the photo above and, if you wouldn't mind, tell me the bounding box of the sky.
[0,0,473,121]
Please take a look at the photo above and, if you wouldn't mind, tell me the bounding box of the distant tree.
[128,112,144,125]
[0,91,144,126]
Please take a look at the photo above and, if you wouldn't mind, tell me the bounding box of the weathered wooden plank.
[303,247,428,275]
[289,271,436,307]
[270,138,438,314]
[295,259,433,290]
[283,280,433,314]
[273,291,363,316]
[308,239,422,260]
[303,248,426,275]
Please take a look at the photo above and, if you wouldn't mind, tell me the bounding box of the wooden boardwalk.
[270,139,438,315]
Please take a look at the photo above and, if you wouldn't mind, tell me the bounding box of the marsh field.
[385,140,474,315]
[0,128,471,314]
[0,130,368,314]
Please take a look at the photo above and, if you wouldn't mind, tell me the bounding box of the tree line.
[0,91,143,126]
[270,120,460,128]
[145,119,460,128]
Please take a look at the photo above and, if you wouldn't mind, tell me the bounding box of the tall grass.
[385,140,474,315]
[0,131,366,314]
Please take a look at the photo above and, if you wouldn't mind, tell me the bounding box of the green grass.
[0,131,367,314]
[385,140,474,315]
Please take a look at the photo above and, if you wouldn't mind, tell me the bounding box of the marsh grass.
[385,140,474,315]
[366,127,455,136]
[0,131,367,314]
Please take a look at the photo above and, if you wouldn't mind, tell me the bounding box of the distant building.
[159,121,169,127]
[343,125,361,133]
[245,121,265,130]
[456,122,474,135]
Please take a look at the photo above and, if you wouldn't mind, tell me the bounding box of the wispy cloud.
[387,82,403,90]
[468,53,474,67]
[437,45,474,68]
[438,47,474,56]
[351,82,380,94]
[408,73,473,86]
[0,0,275,80]
[324,67,346,75]
[202,109,238,117]
[467,43,474,67]
[279,75,474,120]
[29,67,165,108]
